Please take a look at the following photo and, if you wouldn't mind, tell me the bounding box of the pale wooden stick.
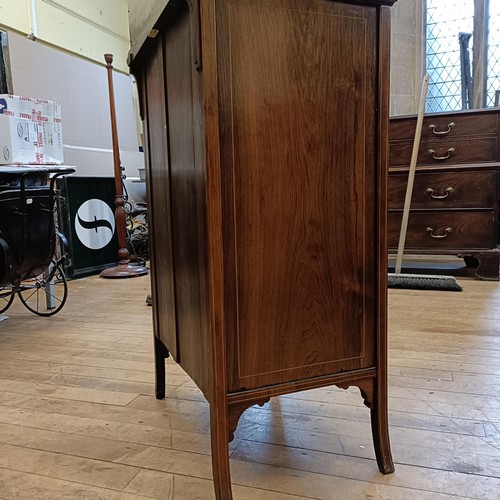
[394,74,430,275]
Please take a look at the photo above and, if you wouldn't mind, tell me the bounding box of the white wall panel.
[8,30,143,177]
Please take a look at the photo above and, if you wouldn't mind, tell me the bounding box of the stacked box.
[0,94,64,165]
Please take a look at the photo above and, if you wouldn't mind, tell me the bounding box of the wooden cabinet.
[129,0,396,497]
[389,109,500,280]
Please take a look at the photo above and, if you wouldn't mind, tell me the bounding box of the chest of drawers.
[389,108,500,280]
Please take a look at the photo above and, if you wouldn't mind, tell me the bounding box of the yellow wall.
[0,0,130,73]
[0,1,29,33]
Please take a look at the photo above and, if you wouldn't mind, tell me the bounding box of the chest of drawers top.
[389,108,500,167]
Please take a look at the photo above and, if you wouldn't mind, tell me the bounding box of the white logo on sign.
[74,199,115,250]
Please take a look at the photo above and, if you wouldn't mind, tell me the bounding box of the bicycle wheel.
[18,261,68,316]
[0,285,15,313]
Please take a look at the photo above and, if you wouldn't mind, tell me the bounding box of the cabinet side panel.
[143,38,178,359]
[218,0,378,390]
[164,6,206,389]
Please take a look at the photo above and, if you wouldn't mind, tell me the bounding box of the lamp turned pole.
[100,53,148,278]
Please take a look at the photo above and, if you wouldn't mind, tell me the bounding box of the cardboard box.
[0,95,63,165]
[0,95,62,121]
[40,121,64,163]
[0,116,39,164]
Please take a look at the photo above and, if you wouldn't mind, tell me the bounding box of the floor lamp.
[100,53,148,279]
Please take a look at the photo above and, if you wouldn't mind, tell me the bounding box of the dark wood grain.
[199,2,232,498]
[218,0,377,391]
[389,138,498,167]
[390,109,499,141]
[388,170,496,210]
[131,0,397,498]
[163,3,206,389]
[461,252,500,280]
[373,4,394,476]
[388,109,500,279]
[388,211,496,250]
[142,37,178,361]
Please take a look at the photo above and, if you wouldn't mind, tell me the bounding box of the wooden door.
[216,0,381,391]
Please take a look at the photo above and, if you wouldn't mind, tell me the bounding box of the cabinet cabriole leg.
[462,253,500,281]
[474,253,500,281]
[369,380,394,474]
[344,379,395,475]
[210,404,233,499]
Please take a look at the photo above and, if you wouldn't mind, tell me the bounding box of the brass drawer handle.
[425,187,454,199]
[429,148,455,161]
[429,122,455,135]
[426,226,452,239]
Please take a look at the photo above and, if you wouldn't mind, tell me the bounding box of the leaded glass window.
[487,2,500,106]
[426,1,474,112]
[426,1,500,112]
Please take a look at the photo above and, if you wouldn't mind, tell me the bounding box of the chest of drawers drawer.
[388,170,496,210]
[388,211,496,250]
[389,138,498,167]
[389,109,500,168]
[389,112,498,141]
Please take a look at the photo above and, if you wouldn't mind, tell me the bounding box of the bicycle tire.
[18,261,68,316]
[0,285,15,313]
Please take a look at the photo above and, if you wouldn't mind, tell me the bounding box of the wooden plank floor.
[0,274,499,499]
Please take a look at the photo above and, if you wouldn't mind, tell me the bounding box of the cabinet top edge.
[128,0,397,67]
[391,107,500,121]
[336,0,397,5]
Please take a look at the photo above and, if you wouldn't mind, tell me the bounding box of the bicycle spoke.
[18,262,68,316]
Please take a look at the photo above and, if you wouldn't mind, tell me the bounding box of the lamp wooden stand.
[100,53,148,279]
